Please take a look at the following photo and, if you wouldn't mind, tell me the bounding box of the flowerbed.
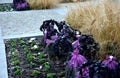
[0,4,14,12]
[5,19,120,78]
[5,36,65,78]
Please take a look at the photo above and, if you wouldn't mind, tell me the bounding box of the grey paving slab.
[0,26,8,78]
[0,0,12,4]
[0,10,65,38]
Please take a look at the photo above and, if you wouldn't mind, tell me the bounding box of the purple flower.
[82,67,90,78]
[102,55,118,69]
[51,34,58,40]
[17,2,27,9]
[76,34,80,39]
[45,39,54,45]
[75,71,81,78]
[13,0,29,10]
[72,40,80,49]
[69,48,87,68]
[75,66,90,78]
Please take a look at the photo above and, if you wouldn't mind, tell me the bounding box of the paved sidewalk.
[0,0,12,4]
[0,10,64,39]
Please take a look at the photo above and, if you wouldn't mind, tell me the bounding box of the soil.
[5,36,66,78]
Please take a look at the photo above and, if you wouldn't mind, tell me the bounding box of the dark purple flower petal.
[75,71,81,78]
[13,0,29,10]
[82,67,90,78]
[51,35,58,40]
[69,48,87,68]
[102,55,118,70]
[46,39,54,45]
[72,40,80,49]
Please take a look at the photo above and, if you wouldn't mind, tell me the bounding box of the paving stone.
[0,10,64,38]
[0,0,12,4]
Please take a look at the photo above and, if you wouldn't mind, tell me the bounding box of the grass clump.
[61,0,88,3]
[66,1,120,60]
[26,0,60,9]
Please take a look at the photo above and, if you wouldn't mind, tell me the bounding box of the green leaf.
[32,70,40,75]
[47,73,55,78]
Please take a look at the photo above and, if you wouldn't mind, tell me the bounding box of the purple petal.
[72,48,79,56]
[102,55,118,69]
[76,71,81,78]
[51,35,58,40]
[72,40,80,49]
[46,39,54,45]
[76,35,80,39]
[69,48,87,68]
[82,67,90,78]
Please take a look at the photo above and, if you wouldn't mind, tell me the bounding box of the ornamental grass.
[66,1,120,60]
[61,0,88,3]
[26,0,60,9]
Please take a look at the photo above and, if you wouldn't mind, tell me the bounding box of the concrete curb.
[0,26,8,78]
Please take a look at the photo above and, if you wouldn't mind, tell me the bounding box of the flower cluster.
[40,20,120,78]
[40,20,75,59]
[102,55,119,78]
[69,48,87,68]
[72,34,99,62]
[68,55,119,78]
[13,0,30,11]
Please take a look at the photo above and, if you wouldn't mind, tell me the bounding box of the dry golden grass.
[66,3,106,33]
[61,0,89,3]
[27,0,60,9]
[66,1,120,60]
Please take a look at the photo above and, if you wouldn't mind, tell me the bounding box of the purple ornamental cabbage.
[69,48,87,68]
[13,0,30,11]
[102,55,118,70]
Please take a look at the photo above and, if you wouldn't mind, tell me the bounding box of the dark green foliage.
[26,53,35,62]
[47,73,55,78]
[32,70,40,75]
[43,62,50,71]
[14,66,22,75]
[0,3,14,12]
